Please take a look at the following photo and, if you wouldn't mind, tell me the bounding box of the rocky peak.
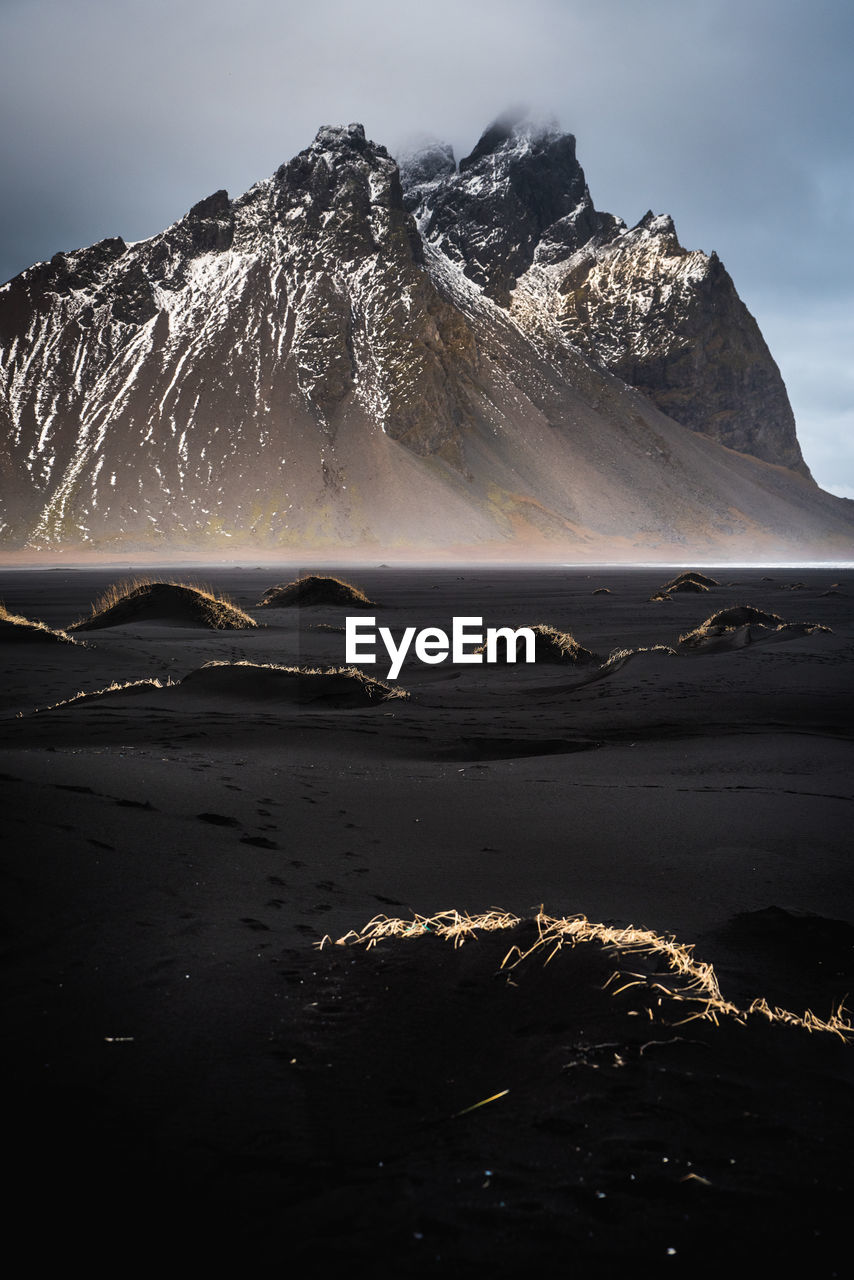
[516,202,810,475]
[458,106,532,170]
[397,139,456,211]
[405,112,621,305]
[0,115,835,556]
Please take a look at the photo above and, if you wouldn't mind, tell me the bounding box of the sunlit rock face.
[404,113,808,477]
[0,115,847,557]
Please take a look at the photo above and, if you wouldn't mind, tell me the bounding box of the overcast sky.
[2,0,851,495]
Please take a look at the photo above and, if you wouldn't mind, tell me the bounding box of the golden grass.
[70,577,257,630]
[477,623,599,664]
[679,605,831,647]
[192,659,408,700]
[257,575,376,608]
[39,662,408,711]
[669,572,719,588]
[91,576,239,615]
[40,677,171,711]
[600,644,676,667]
[321,907,853,1042]
[0,602,76,643]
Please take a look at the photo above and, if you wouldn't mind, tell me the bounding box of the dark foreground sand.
[2,565,853,1273]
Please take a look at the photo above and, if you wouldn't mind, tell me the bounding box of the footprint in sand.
[240,835,279,849]
[197,812,239,826]
[240,918,271,931]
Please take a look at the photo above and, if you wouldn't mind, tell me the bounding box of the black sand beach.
[2,564,853,1273]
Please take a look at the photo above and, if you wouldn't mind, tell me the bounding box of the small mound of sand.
[680,605,830,650]
[670,571,719,589]
[478,624,599,665]
[0,604,76,644]
[44,678,169,710]
[179,661,405,706]
[70,581,257,631]
[599,644,676,671]
[329,907,853,1039]
[257,575,376,608]
[651,571,719,601]
[700,605,785,629]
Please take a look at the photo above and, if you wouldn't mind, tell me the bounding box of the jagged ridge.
[0,115,850,558]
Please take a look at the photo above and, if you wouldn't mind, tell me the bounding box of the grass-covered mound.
[669,571,719,590]
[508,624,600,664]
[257,575,376,608]
[680,605,830,649]
[651,571,719,601]
[329,907,852,1039]
[178,661,406,706]
[301,908,852,1267]
[69,580,258,631]
[41,662,406,712]
[0,603,76,644]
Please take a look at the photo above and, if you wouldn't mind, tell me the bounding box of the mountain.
[0,115,850,560]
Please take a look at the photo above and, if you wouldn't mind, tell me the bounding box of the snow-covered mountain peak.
[0,117,844,555]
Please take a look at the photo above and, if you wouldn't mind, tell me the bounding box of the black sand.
[2,564,853,1272]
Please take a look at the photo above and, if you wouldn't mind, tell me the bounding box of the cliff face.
[0,124,482,548]
[404,114,809,477]
[0,115,847,558]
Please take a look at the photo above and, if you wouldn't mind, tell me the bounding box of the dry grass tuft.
[69,578,257,631]
[597,644,677,673]
[182,660,408,703]
[322,907,853,1042]
[477,623,600,665]
[257,575,376,609]
[679,605,831,648]
[41,677,170,711]
[36,662,407,712]
[0,602,76,644]
[667,571,719,590]
[650,571,719,602]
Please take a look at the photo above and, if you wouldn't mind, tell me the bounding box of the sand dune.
[39,661,407,712]
[69,579,258,630]
[477,622,600,664]
[0,603,76,644]
[679,604,831,651]
[257,574,376,608]
[178,661,405,706]
[650,569,720,600]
